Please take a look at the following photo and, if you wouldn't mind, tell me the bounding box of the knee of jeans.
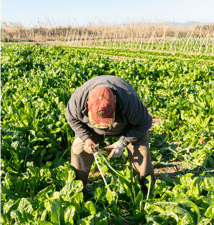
[72,137,85,155]
[138,143,150,155]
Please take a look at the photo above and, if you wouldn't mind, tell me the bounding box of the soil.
[149,117,186,179]
[154,161,185,179]
[91,53,148,61]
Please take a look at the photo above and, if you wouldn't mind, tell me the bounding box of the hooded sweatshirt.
[65,75,152,145]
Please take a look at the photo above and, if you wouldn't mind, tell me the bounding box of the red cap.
[88,86,116,128]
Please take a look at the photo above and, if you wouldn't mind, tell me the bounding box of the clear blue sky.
[2,0,214,27]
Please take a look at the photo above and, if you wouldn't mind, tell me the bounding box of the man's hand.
[104,140,125,159]
[84,138,96,154]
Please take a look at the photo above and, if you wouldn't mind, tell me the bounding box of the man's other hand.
[84,138,96,154]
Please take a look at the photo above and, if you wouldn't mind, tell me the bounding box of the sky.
[1,0,214,28]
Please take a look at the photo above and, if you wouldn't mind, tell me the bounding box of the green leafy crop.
[1,44,214,224]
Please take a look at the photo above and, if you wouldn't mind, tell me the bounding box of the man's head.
[87,86,116,128]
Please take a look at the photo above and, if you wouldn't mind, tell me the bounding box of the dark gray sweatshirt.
[65,75,152,145]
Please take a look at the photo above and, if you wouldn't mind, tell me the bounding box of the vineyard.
[1,43,214,224]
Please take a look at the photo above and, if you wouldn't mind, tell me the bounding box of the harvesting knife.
[90,144,104,154]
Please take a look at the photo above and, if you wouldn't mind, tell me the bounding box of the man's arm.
[65,97,91,142]
[119,95,152,145]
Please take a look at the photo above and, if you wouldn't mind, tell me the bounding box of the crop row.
[76,39,214,54]
[63,46,214,63]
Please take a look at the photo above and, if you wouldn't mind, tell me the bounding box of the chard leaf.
[3,199,16,214]
[10,210,24,223]
[3,198,21,215]
[51,199,63,224]
[17,198,33,214]
[41,209,48,221]
[176,199,200,224]
[204,204,214,219]
[35,184,56,201]
[60,180,83,197]
[64,206,76,223]
[94,186,105,202]
[83,201,96,216]
[198,218,212,225]
[95,218,108,225]
[190,177,203,197]
[203,177,214,191]
[77,215,94,225]
[135,190,144,209]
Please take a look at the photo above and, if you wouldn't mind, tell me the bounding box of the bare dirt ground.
[150,118,185,179]
[91,53,148,61]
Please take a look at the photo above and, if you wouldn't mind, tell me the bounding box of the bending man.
[65,75,155,191]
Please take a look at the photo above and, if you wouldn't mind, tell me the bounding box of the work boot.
[82,186,91,196]
[139,177,148,194]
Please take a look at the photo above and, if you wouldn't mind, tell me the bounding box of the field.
[1,40,214,225]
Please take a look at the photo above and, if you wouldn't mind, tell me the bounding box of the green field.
[1,44,214,224]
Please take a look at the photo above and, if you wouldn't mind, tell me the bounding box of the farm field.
[1,43,214,224]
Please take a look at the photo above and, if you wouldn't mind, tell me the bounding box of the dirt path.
[90,53,148,61]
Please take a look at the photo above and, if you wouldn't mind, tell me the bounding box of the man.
[65,75,155,191]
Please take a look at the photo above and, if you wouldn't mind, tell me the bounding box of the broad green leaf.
[41,209,48,221]
[190,177,203,197]
[176,199,200,224]
[51,199,63,224]
[60,180,83,196]
[94,186,105,202]
[205,195,214,205]
[3,198,21,215]
[179,173,193,186]
[203,177,214,191]
[106,189,117,204]
[10,210,24,223]
[17,198,33,214]
[64,206,75,223]
[145,215,162,225]
[198,218,212,225]
[151,202,194,224]
[204,204,214,219]
[118,177,132,198]
[96,218,108,225]
[178,214,194,225]
[83,201,96,216]
[77,215,94,225]
[135,190,144,208]
[35,184,56,201]
[3,199,16,214]
[63,192,83,214]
